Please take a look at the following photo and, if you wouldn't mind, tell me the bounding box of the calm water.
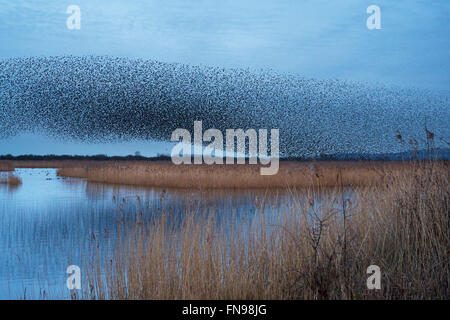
[1,168,330,299]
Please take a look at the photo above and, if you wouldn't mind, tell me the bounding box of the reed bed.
[0,172,22,186]
[83,160,448,300]
[56,161,409,189]
[0,161,14,172]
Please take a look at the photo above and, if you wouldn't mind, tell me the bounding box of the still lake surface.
[1,168,341,299]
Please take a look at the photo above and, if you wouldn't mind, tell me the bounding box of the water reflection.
[0,168,352,299]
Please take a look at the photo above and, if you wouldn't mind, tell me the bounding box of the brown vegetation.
[56,160,415,189]
[0,161,14,172]
[83,160,449,299]
[11,160,84,169]
[0,173,22,186]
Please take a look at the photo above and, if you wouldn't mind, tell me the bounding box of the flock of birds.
[0,56,448,157]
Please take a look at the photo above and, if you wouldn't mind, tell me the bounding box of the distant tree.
[135,151,141,157]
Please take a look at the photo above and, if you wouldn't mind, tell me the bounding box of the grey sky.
[0,0,449,156]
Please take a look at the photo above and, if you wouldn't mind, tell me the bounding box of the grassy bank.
[0,161,14,172]
[55,160,414,189]
[83,160,448,299]
[10,160,88,169]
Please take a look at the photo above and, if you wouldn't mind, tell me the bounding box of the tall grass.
[11,160,86,169]
[0,161,14,172]
[57,161,402,189]
[83,160,448,299]
[0,172,22,186]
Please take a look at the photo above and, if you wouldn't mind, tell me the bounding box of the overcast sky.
[1,0,449,156]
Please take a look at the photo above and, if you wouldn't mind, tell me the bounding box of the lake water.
[2,168,345,299]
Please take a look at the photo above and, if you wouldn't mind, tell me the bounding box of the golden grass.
[83,160,448,300]
[0,161,14,172]
[56,160,413,189]
[0,172,22,186]
[11,160,85,169]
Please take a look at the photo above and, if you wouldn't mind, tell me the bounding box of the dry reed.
[56,161,407,189]
[83,160,449,300]
[0,172,22,186]
[11,160,87,169]
[0,161,14,172]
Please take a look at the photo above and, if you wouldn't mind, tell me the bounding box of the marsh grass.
[82,160,448,300]
[56,161,403,189]
[0,172,22,186]
[0,161,14,172]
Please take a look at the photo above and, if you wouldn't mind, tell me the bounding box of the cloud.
[0,56,448,157]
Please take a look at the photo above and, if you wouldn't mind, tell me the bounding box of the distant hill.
[1,56,449,158]
[295,148,450,161]
[0,154,172,161]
